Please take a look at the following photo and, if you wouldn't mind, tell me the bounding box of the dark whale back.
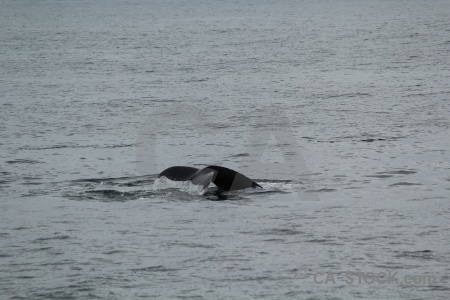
[158,165,261,191]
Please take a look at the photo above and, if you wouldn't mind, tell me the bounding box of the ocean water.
[1,0,450,299]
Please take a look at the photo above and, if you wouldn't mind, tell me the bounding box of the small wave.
[394,250,435,260]
[324,92,371,99]
[33,235,71,243]
[257,180,303,193]
[306,188,337,192]
[13,275,35,279]
[56,174,160,201]
[6,159,43,164]
[130,266,178,272]
[165,242,215,249]
[360,138,387,142]
[389,182,422,187]
[263,228,304,236]
[386,170,417,175]
[68,174,156,186]
[103,249,128,255]
[17,143,134,151]
[66,189,156,202]
[307,135,408,143]
[12,226,29,231]
[229,153,250,158]
[306,238,334,243]
[86,189,136,197]
[366,169,417,178]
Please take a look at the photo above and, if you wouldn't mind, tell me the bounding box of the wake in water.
[153,177,207,196]
[53,174,298,202]
[153,177,296,200]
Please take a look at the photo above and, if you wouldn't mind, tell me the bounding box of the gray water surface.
[1,0,450,299]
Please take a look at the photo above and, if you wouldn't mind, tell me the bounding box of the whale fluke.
[158,165,262,191]
[159,166,199,181]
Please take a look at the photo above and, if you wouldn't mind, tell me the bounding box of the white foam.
[153,177,207,195]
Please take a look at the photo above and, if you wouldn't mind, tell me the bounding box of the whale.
[158,165,262,191]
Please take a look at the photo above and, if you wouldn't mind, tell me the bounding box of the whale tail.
[158,165,262,191]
